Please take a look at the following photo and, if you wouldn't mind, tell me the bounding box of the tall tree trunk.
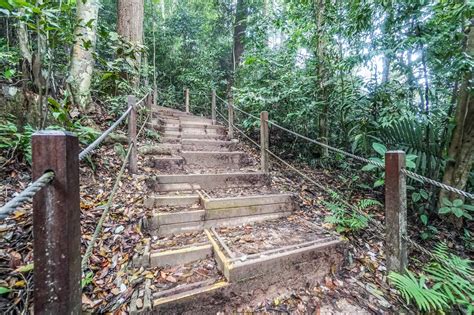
[314,0,328,157]
[68,0,99,113]
[439,21,474,227]
[233,0,247,70]
[117,0,144,86]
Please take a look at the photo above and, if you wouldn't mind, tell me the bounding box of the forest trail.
[128,105,346,313]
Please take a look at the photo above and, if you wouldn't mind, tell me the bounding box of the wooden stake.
[185,88,190,113]
[260,111,269,174]
[153,84,157,107]
[128,95,138,174]
[385,150,407,274]
[228,97,234,139]
[32,131,81,314]
[211,89,216,125]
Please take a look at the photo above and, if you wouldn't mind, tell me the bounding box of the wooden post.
[260,111,269,174]
[32,131,81,314]
[128,95,138,174]
[146,91,152,111]
[211,89,216,125]
[228,97,234,139]
[153,84,157,107]
[385,150,407,274]
[185,88,190,113]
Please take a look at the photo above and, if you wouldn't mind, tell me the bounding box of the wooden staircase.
[129,106,345,313]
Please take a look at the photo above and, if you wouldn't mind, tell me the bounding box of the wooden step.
[147,156,184,170]
[144,194,200,208]
[181,151,249,169]
[145,172,269,191]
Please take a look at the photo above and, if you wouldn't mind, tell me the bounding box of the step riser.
[181,128,226,136]
[181,144,231,152]
[148,212,291,236]
[146,173,269,191]
[146,210,205,227]
[147,245,212,268]
[148,158,184,171]
[181,152,248,169]
[144,195,200,208]
[181,134,227,140]
[203,194,295,210]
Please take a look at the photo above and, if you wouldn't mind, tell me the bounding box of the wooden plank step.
[203,193,295,210]
[148,156,184,171]
[144,194,200,208]
[181,151,248,169]
[149,244,212,267]
[145,172,269,191]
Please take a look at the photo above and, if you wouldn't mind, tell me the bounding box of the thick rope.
[0,172,55,218]
[79,91,151,161]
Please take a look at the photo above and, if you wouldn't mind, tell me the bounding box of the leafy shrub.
[323,199,380,233]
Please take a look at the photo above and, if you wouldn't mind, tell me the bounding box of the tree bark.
[233,0,247,70]
[68,0,99,113]
[117,0,144,86]
[314,0,328,157]
[439,21,474,226]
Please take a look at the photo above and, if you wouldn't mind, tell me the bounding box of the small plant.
[439,198,474,220]
[388,270,449,312]
[362,142,417,188]
[389,243,474,313]
[323,199,380,233]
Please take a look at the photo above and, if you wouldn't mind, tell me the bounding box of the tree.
[439,21,474,217]
[68,0,99,113]
[117,0,144,86]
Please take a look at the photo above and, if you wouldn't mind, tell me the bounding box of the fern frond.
[388,271,449,312]
[357,198,382,210]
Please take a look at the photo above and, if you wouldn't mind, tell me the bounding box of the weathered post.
[32,131,81,314]
[260,111,269,174]
[211,89,216,125]
[153,84,157,107]
[228,97,234,139]
[185,88,190,113]
[146,91,152,111]
[128,95,138,174]
[385,150,407,274]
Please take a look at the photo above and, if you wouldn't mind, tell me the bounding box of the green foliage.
[81,271,94,288]
[439,198,474,220]
[323,199,379,233]
[0,116,35,163]
[389,243,474,313]
[388,270,449,312]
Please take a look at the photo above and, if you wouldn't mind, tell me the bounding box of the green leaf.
[420,190,428,199]
[420,214,428,225]
[374,179,384,188]
[452,199,463,208]
[453,207,464,218]
[362,164,378,171]
[15,263,33,273]
[372,142,387,156]
[412,192,421,202]
[0,287,11,294]
[438,207,451,215]
[442,198,452,207]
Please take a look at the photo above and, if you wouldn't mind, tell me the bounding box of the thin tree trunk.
[315,0,328,157]
[439,20,474,228]
[68,0,99,113]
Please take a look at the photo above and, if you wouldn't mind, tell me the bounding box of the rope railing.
[215,104,473,284]
[215,95,474,200]
[81,112,151,271]
[0,172,55,218]
[0,91,153,219]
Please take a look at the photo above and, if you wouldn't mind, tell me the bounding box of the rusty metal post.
[260,111,269,174]
[128,95,138,174]
[228,97,234,139]
[32,131,81,314]
[185,88,190,113]
[385,150,407,274]
[211,89,216,125]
